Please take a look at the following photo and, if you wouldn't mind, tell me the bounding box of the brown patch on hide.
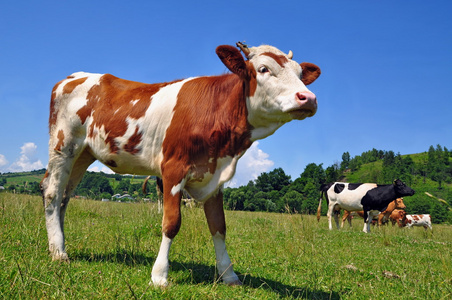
[76,74,181,154]
[261,52,289,67]
[63,77,88,94]
[124,127,143,154]
[161,74,252,183]
[54,130,65,152]
[49,80,64,128]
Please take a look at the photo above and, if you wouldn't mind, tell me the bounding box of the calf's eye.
[258,66,269,73]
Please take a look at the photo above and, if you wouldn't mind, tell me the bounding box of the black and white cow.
[316,179,415,233]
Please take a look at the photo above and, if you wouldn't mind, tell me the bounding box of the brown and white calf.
[40,42,321,286]
[402,214,432,230]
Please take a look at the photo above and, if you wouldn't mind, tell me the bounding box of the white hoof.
[151,276,169,287]
[51,251,69,262]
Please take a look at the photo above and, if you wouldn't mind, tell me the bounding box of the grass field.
[1,193,451,299]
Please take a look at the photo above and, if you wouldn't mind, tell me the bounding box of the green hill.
[341,150,451,222]
[0,168,46,185]
[344,152,451,198]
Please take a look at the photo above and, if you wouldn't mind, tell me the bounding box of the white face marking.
[245,46,315,140]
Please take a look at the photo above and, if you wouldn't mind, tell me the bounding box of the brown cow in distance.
[389,209,406,227]
[377,197,406,225]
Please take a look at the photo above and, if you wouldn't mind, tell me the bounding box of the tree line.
[73,173,159,201]
[0,170,159,202]
[223,144,451,224]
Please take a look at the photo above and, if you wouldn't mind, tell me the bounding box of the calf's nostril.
[297,92,307,100]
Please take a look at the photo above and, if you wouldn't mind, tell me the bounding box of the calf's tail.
[317,183,331,222]
[142,176,152,194]
[316,197,322,222]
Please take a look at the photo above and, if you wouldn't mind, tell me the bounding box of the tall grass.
[1,193,451,299]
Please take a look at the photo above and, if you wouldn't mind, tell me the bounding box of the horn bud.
[287,50,293,59]
[236,41,251,57]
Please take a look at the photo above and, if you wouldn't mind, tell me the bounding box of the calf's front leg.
[204,192,241,285]
[151,180,182,287]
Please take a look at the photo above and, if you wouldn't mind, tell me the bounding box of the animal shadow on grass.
[73,251,339,299]
[172,261,339,299]
[239,273,340,300]
[72,249,154,266]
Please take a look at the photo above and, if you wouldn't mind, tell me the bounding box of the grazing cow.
[40,42,321,286]
[402,214,432,230]
[317,180,415,233]
[389,209,406,227]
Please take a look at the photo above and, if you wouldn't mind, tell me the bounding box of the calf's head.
[216,42,320,137]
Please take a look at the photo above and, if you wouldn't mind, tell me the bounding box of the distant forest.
[1,144,451,223]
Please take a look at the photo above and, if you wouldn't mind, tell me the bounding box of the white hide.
[404,214,432,229]
[326,183,377,230]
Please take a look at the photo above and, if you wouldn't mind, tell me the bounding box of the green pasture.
[1,193,451,299]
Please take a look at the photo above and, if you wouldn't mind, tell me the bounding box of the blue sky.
[1,1,451,187]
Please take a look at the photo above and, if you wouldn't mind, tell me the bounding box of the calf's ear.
[300,62,321,85]
[216,45,248,79]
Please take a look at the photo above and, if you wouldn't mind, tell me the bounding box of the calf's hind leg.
[41,145,93,261]
[59,150,96,235]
